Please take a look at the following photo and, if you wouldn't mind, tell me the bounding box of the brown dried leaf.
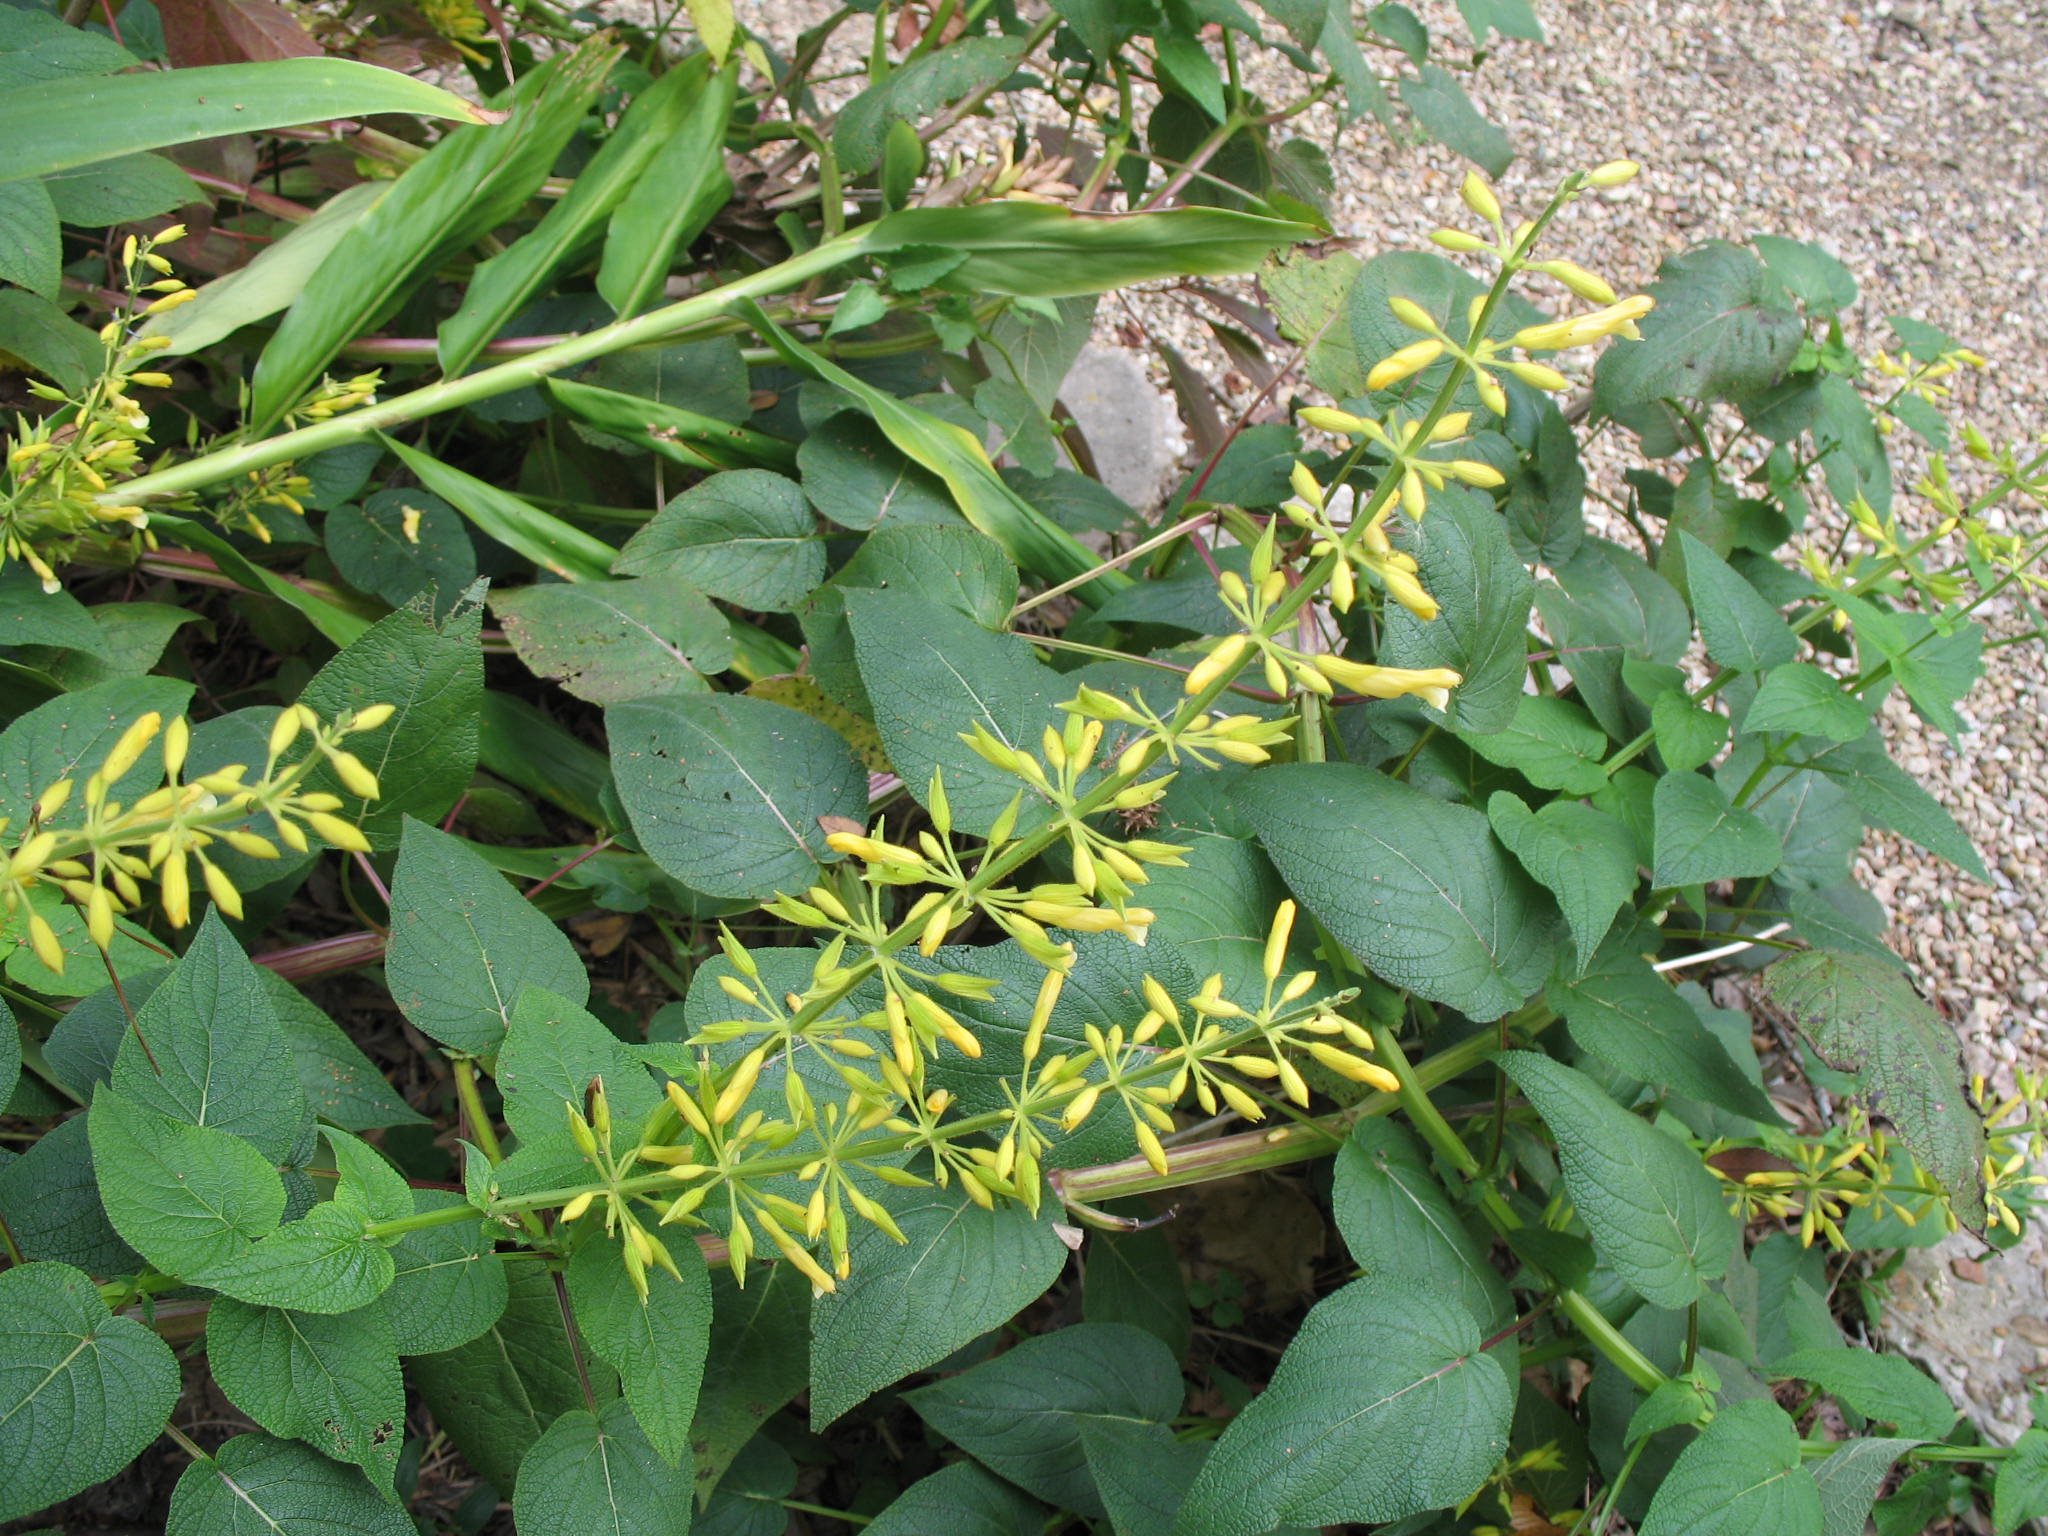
[160,0,322,66]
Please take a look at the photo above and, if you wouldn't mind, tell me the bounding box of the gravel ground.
[736,0,2048,1433]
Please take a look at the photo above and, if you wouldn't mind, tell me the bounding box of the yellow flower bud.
[267,707,302,760]
[160,849,191,927]
[1538,260,1617,305]
[1263,899,1296,983]
[1133,1121,1169,1177]
[1476,373,1508,418]
[1299,406,1367,435]
[1183,633,1249,696]
[1503,361,1570,392]
[1585,159,1640,188]
[201,859,244,920]
[1366,339,1445,392]
[1288,460,1325,509]
[714,1046,769,1126]
[101,713,162,784]
[327,749,381,801]
[1430,227,1489,253]
[1460,171,1502,224]
[303,812,372,853]
[1388,296,1439,334]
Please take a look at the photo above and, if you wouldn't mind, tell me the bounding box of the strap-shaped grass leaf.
[609,691,867,900]
[249,41,617,427]
[113,911,309,1161]
[614,470,823,612]
[411,1263,617,1491]
[1333,1120,1515,1336]
[1548,944,1781,1124]
[1770,1349,1954,1441]
[1638,1399,1821,1536]
[1742,662,1871,743]
[1451,694,1610,793]
[1497,1052,1736,1309]
[1240,763,1558,1022]
[904,1323,1183,1515]
[1378,487,1535,735]
[206,1297,405,1496]
[383,436,617,582]
[166,1432,415,1536]
[1651,771,1782,887]
[387,817,588,1056]
[376,1190,507,1355]
[1675,531,1797,671]
[0,1260,180,1523]
[1486,792,1638,974]
[0,58,495,186]
[90,1087,286,1278]
[1760,948,1988,1230]
[809,1184,1068,1427]
[568,1227,712,1468]
[1174,1272,1514,1535]
[494,573,733,705]
[691,1264,811,1503]
[1809,1438,1924,1536]
[547,377,797,473]
[298,585,483,850]
[863,1461,1047,1536]
[513,1398,693,1536]
[597,55,735,319]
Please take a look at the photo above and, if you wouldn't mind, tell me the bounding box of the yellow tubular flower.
[1585,159,1641,187]
[1459,172,1502,224]
[1299,406,1367,434]
[1184,633,1249,695]
[1366,339,1445,392]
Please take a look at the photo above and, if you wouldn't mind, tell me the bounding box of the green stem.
[453,1057,506,1165]
[100,235,868,509]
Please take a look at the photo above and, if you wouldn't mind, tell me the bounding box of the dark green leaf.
[1078,1418,1213,1536]
[1771,1349,1954,1440]
[1379,487,1535,735]
[383,436,617,582]
[1594,241,1803,410]
[609,691,867,901]
[1175,1273,1515,1534]
[1760,949,1988,1231]
[614,470,824,612]
[1486,793,1639,973]
[260,970,428,1132]
[809,1184,1069,1426]
[194,1200,396,1314]
[298,587,484,849]
[1652,772,1782,886]
[0,1115,138,1273]
[494,574,732,705]
[864,1461,1047,1536]
[0,177,59,297]
[90,1086,286,1278]
[41,151,193,226]
[166,1432,415,1536]
[0,1260,180,1523]
[1639,1399,1821,1536]
[595,57,735,319]
[1813,375,1892,517]
[1812,1438,1924,1536]
[1803,733,1985,880]
[1676,530,1797,671]
[1241,763,1558,1022]
[1452,695,1610,793]
[377,1190,507,1355]
[1741,662,1870,742]
[835,38,1043,173]
[513,1397,693,1536]
[0,8,135,88]
[325,488,477,614]
[691,1263,810,1503]
[324,1126,410,1226]
[1498,1052,1737,1309]
[569,1227,712,1467]
[0,674,191,829]
[206,1297,405,1496]
[496,986,660,1149]
[1752,235,1857,313]
[1082,1221,1193,1365]
[1994,1429,2048,1536]
[796,411,962,531]
[1334,1119,1514,1333]
[1399,63,1513,175]
[0,288,101,394]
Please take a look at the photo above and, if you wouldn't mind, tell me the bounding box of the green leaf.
[1802,733,1985,880]
[608,691,867,901]
[1994,1428,2048,1536]
[377,1190,507,1355]
[0,7,135,88]
[1811,1438,1924,1536]
[1673,531,1797,671]
[1378,487,1535,734]
[0,177,59,297]
[1752,234,1857,313]
[1175,1273,1514,1535]
[1770,1349,1954,1440]
[1240,763,1558,1023]
[194,1200,396,1314]
[808,1184,1069,1427]
[206,1297,405,1496]
[614,470,824,612]
[904,1323,1183,1515]
[0,57,494,187]
[0,1260,180,1523]
[148,513,375,646]
[1594,241,1804,410]
[497,986,660,1149]
[1835,594,1982,740]
[260,970,426,1132]
[144,181,381,355]
[1082,1221,1193,1365]
[569,1227,712,1468]
[1759,949,1988,1231]
[324,1127,411,1226]
[30,602,201,690]
[597,56,735,319]
[1651,690,1730,772]
[1132,831,1302,1004]
[1497,1052,1736,1309]
[0,884,165,998]
[325,487,477,615]
[1399,63,1513,175]
[440,59,725,373]
[298,585,484,850]
[1549,944,1781,1123]
[494,573,733,705]
[0,287,101,394]
[1652,772,1782,886]
[1334,1119,1514,1334]
[835,37,1035,174]
[1156,30,1227,119]
[864,1461,1048,1536]
[411,1262,616,1491]
[1079,1418,1212,1536]
[382,435,618,583]
[0,1115,138,1274]
[90,1086,285,1276]
[546,377,796,473]
[691,1263,810,1503]
[1743,662,1871,742]
[250,41,618,427]
[0,995,18,1113]
[0,674,192,830]
[166,1432,415,1536]
[1485,793,1638,973]
[113,910,309,1161]
[0,562,102,652]
[1734,754,1859,892]
[41,152,194,226]
[1452,695,1610,794]
[1639,1399,1821,1536]
[386,817,589,1056]
[513,1397,693,1536]
[846,589,1063,837]
[796,411,962,532]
